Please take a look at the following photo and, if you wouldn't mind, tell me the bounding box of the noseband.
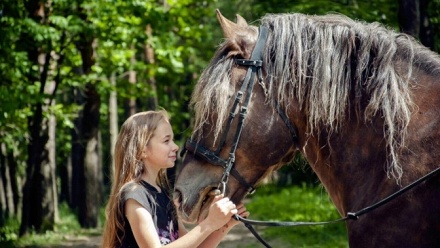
[181,25,298,196]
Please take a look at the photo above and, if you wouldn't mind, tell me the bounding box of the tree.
[398,0,435,50]
[5,0,436,242]
[19,0,60,235]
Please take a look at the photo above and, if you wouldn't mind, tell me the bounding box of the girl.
[102,110,249,248]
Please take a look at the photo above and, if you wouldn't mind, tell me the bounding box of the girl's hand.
[224,202,249,230]
[202,195,238,231]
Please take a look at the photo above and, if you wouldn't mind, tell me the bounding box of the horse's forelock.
[190,31,260,145]
[261,13,419,181]
[191,53,235,145]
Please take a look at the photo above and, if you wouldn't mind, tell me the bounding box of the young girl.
[102,110,249,248]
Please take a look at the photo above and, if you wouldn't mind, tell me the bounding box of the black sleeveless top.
[119,180,179,247]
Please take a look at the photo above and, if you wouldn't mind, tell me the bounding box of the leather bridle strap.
[217,25,269,193]
[180,26,296,248]
[184,140,256,194]
[181,26,270,195]
[234,165,440,247]
[274,101,298,145]
[181,23,440,248]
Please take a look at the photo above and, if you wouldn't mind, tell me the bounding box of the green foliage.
[217,0,399,31]
[429,0,440,52]
[0,217,20,246]
[1,0,439,240]
[246,184,348,247]
[0,202,99,247]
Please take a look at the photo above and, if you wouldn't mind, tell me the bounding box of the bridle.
[181,25,298,197]
[180,25,440,248]
[180,25,301,247]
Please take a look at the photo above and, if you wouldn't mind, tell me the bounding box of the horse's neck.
[301,122,395,215]
[301,70,440,215]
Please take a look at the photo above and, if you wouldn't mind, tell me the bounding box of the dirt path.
[35,223,269,248]
[218,223,267,248]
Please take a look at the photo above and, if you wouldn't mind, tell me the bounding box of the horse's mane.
[191,13,440,181]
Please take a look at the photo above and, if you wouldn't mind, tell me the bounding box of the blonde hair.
[102,110,172,248]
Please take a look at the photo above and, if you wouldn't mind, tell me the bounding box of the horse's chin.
[196,198,211,223]
[174,187,218,224]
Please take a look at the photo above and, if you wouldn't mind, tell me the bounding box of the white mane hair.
[191,13,440,181]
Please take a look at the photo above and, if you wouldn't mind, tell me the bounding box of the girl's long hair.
[101,110,171,248]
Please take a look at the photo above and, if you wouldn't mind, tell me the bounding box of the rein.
[181,25,440,248]
[235,165,440,247]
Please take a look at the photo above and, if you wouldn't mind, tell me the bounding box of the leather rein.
[180,25,440,248]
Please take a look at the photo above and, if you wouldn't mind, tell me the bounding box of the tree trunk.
[19,0,57,235]
[399,0,420,37]
[70,111,82,210]
[0,147,6,225]
[71,82,102,229]
[1,142,23,225]
[0,180,4,226]
[70,86,84,210]
[73,29,102,227]
[20,97,51,235]
[126,44,137,116]
[78,84,102,227]
[0,143,17,220]
[46,98,59,224]
[109,72,118,183]
[419,0,434,49]
[398,0,434,50]
[145,24,158,110]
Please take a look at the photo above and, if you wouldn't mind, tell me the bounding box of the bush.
[0,202,101,247]
[0,217,19,247]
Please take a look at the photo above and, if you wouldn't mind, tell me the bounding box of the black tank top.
[119,180,179,247]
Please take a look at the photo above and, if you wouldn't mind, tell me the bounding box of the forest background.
[1,0,439,246]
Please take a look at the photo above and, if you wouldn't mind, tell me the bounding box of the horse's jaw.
[173,186,218,224]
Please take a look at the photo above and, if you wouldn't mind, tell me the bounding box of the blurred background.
[1,0,439,247]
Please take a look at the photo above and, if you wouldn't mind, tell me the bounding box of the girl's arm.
[125,195,237,248]
[197,202,249,248]
[125,199,164,247]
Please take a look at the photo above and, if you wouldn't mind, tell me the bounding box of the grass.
[0,202,103,248]
[245,184,348,248]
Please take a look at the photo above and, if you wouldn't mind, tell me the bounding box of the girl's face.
[143,120,179,170]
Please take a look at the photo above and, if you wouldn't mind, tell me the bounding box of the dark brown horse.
[174,10,440,247]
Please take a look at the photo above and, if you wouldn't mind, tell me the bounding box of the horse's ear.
[216,9,255,58]
[236,14,248,27]
[216,9,245,39]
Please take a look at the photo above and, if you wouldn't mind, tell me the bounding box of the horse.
[174,10,440,247]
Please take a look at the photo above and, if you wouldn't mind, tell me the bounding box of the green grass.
[245,184,348,248]
[0,202,103,248]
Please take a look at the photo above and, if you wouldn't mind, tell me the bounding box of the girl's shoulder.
[122,180,142,191]
[120,181,154,211]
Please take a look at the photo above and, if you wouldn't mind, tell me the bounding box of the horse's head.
[171,10,440,247]
[173,10,298,223]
